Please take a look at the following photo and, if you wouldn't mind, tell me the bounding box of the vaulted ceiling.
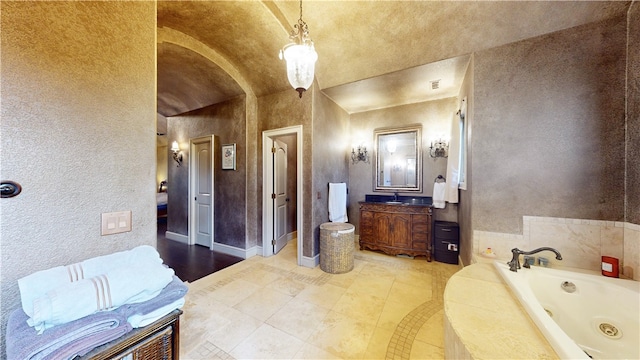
[156,1,629,117]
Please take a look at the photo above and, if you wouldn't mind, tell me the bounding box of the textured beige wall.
[348,99,457,234]
[0,1,156,355]
[472,15,627,234]
[311,90,351,255]
[627,3,640,225]
[167,96,247,248]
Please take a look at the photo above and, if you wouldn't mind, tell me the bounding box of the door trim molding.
[262,125,304,266]
[189,135,215,249]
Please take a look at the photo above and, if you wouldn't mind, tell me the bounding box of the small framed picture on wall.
[222,143,236,170]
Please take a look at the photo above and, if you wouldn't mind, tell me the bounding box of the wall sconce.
[429,138,449,158]
[351,145,369,164]
[171,141,183,166]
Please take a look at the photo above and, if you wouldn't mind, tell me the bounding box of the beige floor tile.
[269,275,309,297]
[293,342,341,359]
[208,278,262,307]
[179,244,456,360]
[326,270,359,289]
[233,286,293,321]
[376,297,419,331]
[241,267,284,286]
[415,309,445,348]
[363,326,395,359]
[359,262,399,279]
[332,288,386,325]
[394,268,433,288]
[230,323,305,359]
[306,310,377,359]
[410,339,445,359]
[295,282,347,310]
[386,279,433,308]
[266,297,329,341]
[348,272,395,299]
[193,305,263,353]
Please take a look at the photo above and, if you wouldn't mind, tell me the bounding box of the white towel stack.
[18,245,174,333]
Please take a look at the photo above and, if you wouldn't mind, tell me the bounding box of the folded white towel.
[127,298,185,328]
[433,182,446,209]
[18,245,162,316]
[26,262,174,333]
[329,183,348,223]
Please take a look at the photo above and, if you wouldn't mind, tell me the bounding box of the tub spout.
[507,247,563,272]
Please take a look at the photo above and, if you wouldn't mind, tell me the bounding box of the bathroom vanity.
[359,197,433,261]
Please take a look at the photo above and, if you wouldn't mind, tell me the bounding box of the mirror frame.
[373,124,422,192]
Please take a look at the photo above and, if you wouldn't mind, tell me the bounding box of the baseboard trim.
[165,231,188,244]
[300,254,319,268]
[212,242,257,259]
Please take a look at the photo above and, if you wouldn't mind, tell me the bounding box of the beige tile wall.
[472,216,639,280]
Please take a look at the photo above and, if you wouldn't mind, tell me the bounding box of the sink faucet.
[507,247,562,272]
[393,192,399,201]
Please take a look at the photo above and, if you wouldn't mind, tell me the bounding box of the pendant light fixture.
[279,0,317,98]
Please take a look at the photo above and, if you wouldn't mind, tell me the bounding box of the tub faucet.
[507,247,562,272]
[393,192,399,201]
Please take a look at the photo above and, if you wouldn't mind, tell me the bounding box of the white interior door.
[273,139,288,254]
[190,136,214,248]
[262,125,303,266]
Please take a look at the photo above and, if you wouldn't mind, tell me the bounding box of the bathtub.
[494,261,640,359]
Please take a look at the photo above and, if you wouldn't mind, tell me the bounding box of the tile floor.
[179,239,460,359]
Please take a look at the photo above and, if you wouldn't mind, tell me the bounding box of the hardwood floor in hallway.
[156,221,244,282]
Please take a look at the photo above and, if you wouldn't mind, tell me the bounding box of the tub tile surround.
[444,263,559,359]
[473,216,639,280]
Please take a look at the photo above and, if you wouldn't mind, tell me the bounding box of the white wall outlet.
[101,210,132,235]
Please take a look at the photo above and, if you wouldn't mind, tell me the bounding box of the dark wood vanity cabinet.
[359,202,432,261]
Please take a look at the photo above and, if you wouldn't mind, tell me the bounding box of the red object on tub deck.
[601,256,619,278]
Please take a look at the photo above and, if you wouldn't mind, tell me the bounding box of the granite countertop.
[360,194,432,206]
[443,263,559,359]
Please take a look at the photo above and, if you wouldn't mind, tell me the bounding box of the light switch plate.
[101,211,132,235]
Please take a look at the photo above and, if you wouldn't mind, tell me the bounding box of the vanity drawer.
[434,221,459,240]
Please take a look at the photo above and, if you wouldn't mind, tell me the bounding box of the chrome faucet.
[507,247,563,272]
[393,192,399,201]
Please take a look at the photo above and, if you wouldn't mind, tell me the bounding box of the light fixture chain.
[299,0,303,21]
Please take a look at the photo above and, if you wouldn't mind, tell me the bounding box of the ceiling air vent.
[429,79,440,90]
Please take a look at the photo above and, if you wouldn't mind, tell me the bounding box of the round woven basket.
[319,222,355,274]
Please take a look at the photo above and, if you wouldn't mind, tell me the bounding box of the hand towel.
[433,181,446,209]
[26,263,174,333]
[19,245,163,316]
[328,182,348,222]
[6,307,132,360]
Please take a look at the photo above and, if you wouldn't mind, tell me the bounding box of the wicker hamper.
[319,222,355,274]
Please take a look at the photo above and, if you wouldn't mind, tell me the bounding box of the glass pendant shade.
[283,43,317,98]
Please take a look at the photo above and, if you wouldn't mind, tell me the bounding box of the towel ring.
[434,175,446,183]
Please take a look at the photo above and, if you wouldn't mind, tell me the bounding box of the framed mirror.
[374,125,422,192]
